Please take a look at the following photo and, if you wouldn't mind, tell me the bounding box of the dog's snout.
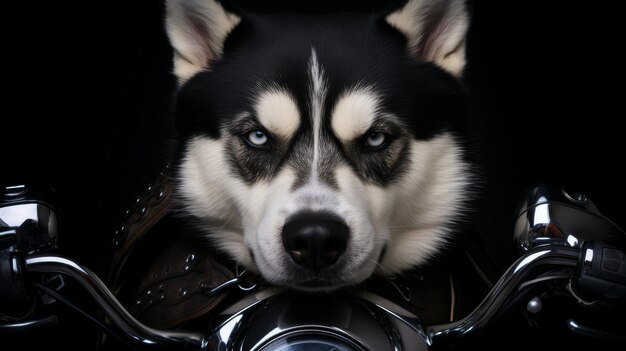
[282,212,349,270]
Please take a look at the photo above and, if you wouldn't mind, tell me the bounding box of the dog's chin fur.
[168,0,471,291]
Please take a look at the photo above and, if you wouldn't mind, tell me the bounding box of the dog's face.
[168,0,471,291]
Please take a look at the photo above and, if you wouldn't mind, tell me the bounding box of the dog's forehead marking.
[331,87,380,142]
[308,48,327,183]
[255,89,300,138]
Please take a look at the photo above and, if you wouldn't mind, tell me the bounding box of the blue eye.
[365,132,386,147]
[246,130,268,146]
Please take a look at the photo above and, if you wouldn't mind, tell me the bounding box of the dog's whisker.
[375,225,423,229]
[219,214,237,230]
[366,257,392,275]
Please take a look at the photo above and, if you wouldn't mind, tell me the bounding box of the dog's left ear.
[386,0,469,77]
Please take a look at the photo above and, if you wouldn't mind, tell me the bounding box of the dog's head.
[168,0,471,291]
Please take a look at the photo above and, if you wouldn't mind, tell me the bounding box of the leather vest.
[106,166,494,332]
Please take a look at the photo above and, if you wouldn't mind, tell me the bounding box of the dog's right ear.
[385,0,469,77]
[166,0,241,83]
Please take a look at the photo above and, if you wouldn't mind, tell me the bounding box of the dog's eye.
[245,130,268,146]
[365,132,387,148]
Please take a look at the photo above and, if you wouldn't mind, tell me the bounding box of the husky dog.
[168,0,471,291]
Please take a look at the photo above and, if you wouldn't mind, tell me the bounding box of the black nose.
[282,212,349,270]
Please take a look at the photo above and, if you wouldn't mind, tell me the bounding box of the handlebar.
[426,245,580,347]
[25,255,207,350]
[20,245,584,350]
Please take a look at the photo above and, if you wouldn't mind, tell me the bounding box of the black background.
[3,0,625,348]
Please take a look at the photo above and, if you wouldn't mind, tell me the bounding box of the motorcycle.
[1,178,625,350]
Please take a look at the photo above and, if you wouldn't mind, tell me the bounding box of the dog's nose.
[282,212,349,270]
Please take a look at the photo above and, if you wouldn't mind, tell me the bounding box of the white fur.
[179,137,251,266]
[166,0,241,82]
[378,134,469,272]
[240,168,298,278]
[331,87,379,142]
[386,0,468,76]
[255,89,301,138]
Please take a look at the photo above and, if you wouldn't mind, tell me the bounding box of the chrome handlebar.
[25,255,207,350]
[21,245,583,350]
[426,245,580,347]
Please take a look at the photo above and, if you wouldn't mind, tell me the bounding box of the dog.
[167,0,472,291]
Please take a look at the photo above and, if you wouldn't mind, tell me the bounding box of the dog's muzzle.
[281,211,349,270]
